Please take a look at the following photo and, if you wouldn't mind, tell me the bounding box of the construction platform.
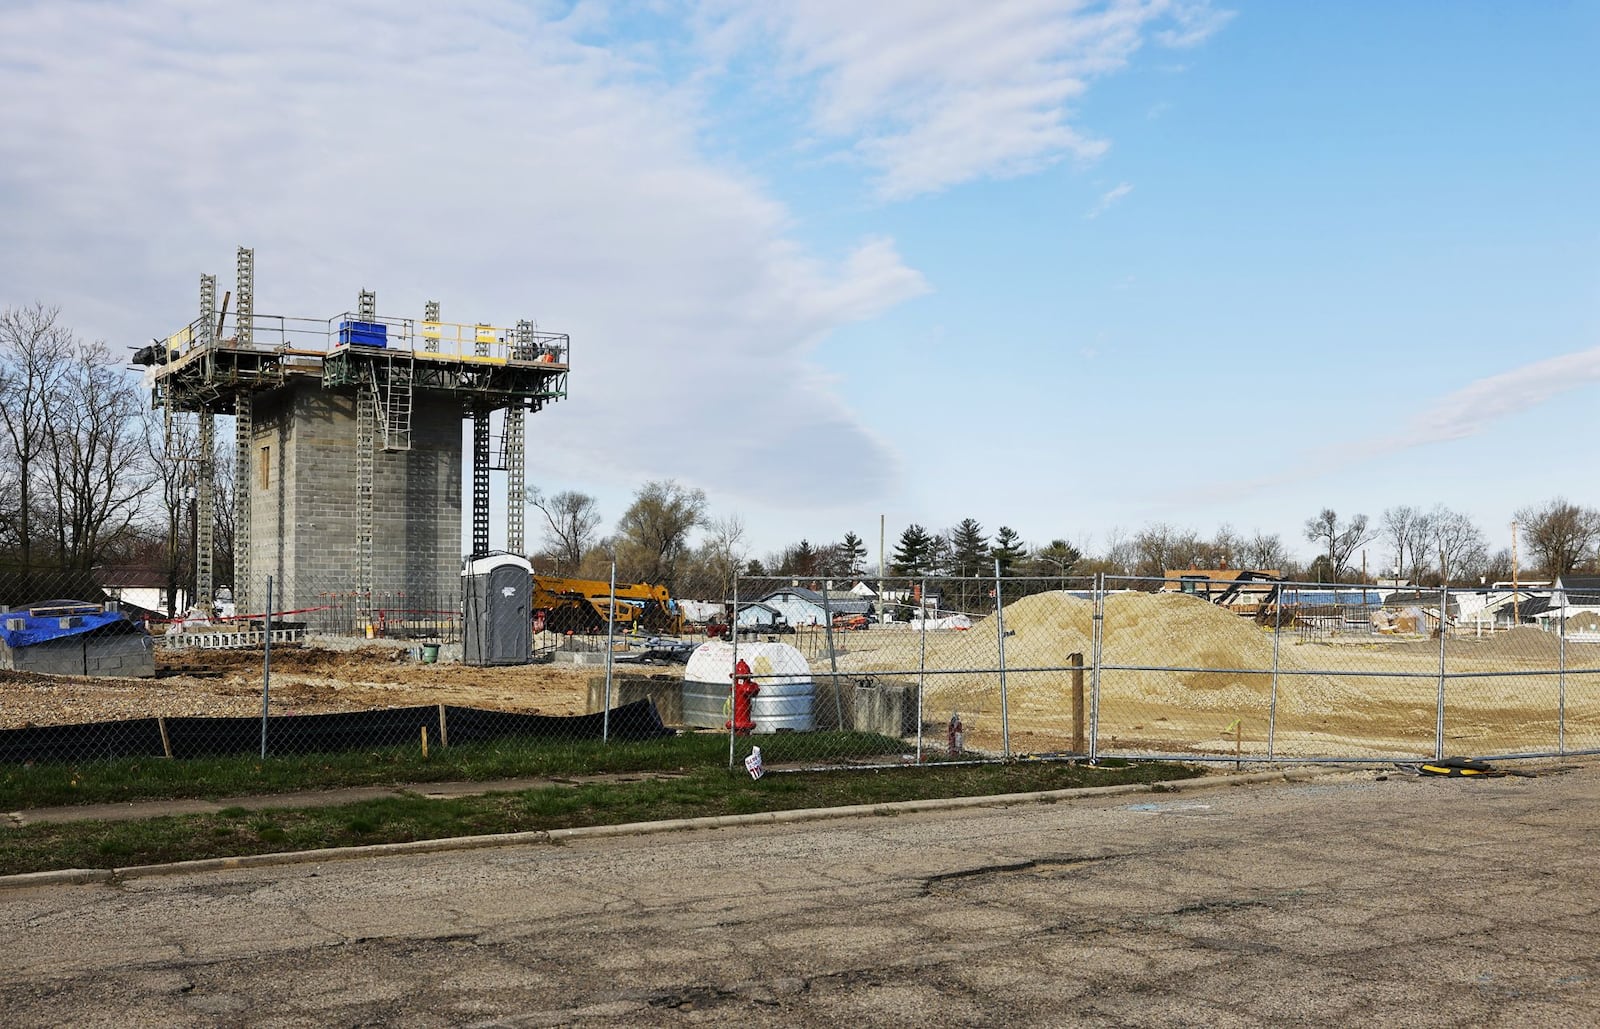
[140,248,569,630]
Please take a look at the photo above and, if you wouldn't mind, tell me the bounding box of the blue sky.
[1,1,1596,570]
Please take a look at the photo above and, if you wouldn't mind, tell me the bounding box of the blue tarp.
[0,607,136,649]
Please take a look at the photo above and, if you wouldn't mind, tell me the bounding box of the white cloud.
[0,0,928,506]
[1087,182,1134,218]
[705,0,1232,199]
[1399,347,1600,446]
[1154,0,1238,48]
[1178,346,1600,504]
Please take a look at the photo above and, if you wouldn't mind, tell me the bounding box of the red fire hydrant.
[727,658,760,736]
[948,711,964,757]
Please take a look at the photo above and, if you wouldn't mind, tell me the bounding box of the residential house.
[756,586,873,627]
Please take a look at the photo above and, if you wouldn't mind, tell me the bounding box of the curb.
[0,766,1343,890]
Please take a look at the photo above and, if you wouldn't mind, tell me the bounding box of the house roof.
[1382,592,1462,615]
[1557,575,1600,605]
[756,588,872,615]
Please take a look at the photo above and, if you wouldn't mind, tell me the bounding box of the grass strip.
[0,732,909,809]
[0,761,1199,876]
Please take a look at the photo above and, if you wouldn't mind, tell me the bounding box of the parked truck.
[531,575,682,635]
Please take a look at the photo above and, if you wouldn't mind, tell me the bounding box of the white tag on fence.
[744,746,764,780]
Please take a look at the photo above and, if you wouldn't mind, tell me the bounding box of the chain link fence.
[2,566,1598,772]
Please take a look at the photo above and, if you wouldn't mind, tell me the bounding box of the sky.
[1,1,1596,572]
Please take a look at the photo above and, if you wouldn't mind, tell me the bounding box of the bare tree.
[1242,529,1290,572]
[1303,509,1373,582]
[0,304,72,573]
[698,513,748,600]
[1428,505,1486,586]
[526,486,601,572]
[212,431,236,589]
[143,410,199,616]
[1515,497,1600,577]
[1202,524,1244,569]
[44,341,155,570]
[1379,505,1434,584]
[1132,523,1200,579]
[614,479,706,588]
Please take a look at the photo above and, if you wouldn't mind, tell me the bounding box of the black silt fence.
[0,700,671,765]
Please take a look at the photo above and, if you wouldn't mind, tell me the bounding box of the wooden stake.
[157,716,173,759]
[438,703,449,748]
[1069,652,1085,755]
[421,725,429,760]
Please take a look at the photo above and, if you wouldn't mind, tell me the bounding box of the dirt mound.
[839,591,1366,723]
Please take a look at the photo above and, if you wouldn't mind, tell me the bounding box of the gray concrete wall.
[0,631,155,678]
[246,380,463,622]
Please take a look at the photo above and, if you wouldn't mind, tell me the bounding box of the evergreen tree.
[792,539,819,576]
[992,526,1028,574]
[837,531,867,576]
[1033,539,1083,582]
[949,518,989,578]
[892,523,934,576]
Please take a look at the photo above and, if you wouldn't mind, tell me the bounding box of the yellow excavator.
[531,575,681,635]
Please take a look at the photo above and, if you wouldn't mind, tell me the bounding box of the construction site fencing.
[2,567,1597,774]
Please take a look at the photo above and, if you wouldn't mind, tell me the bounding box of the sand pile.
[837,591,1370,721]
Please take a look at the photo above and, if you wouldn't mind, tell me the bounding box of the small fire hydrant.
[727,658,760,736]
[948,711,964,757]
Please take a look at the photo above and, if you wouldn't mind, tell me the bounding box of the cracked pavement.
[2,765,1598,1025]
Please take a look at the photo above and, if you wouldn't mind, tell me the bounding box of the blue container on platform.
[338,320,388,347]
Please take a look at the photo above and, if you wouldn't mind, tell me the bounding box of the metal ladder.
[380,353,414,452]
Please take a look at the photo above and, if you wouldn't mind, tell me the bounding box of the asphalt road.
[3,764,1599,1026]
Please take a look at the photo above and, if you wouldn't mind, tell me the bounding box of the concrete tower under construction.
[142,247,568,631]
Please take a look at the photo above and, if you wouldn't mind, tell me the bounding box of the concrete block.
[587,675,683,725]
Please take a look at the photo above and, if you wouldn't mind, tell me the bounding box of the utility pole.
[1511,520,1520,625]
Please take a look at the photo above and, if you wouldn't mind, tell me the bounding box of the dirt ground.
[3,592,1595,761]
[0,643,621,729]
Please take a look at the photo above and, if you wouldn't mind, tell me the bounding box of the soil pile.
[834,591,1390,754]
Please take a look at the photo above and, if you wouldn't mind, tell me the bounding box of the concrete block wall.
[84,633,156,677]
[0,633,155,678]
[2,637,88,676]
[246,379,464,620]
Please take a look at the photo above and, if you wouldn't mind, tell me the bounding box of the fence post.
[995,559,1010,758]
[1434,584,1448,761]
[603,561,616,744]
[1070,652,1085,754]
[1559,582,1568,755]
[821,586,843,731]
[260,574,273,759]
[728,575,739,771]
[1269,588,1282,760]
[1089,573,1104,763]
[917,577,927,763]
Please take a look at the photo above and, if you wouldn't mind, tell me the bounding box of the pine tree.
[992,526,1028,574]
[837,531,867,576]
[892,524,933,576]
[949,518,989,578]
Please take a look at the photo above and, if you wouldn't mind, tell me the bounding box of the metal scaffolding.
[233,389,252,613]
[356,381,376,605]
[505,404,526,556]
[471,407,492,558]
[145,247,569,615]
[235,248,254,347]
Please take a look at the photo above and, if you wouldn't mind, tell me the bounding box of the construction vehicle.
[531,575,681,635]
[1167,569,1283,620]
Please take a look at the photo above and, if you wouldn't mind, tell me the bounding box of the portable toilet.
[682,640,813,733]
[462,553,533,666]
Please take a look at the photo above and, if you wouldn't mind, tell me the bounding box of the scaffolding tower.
[142,247,569,623]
